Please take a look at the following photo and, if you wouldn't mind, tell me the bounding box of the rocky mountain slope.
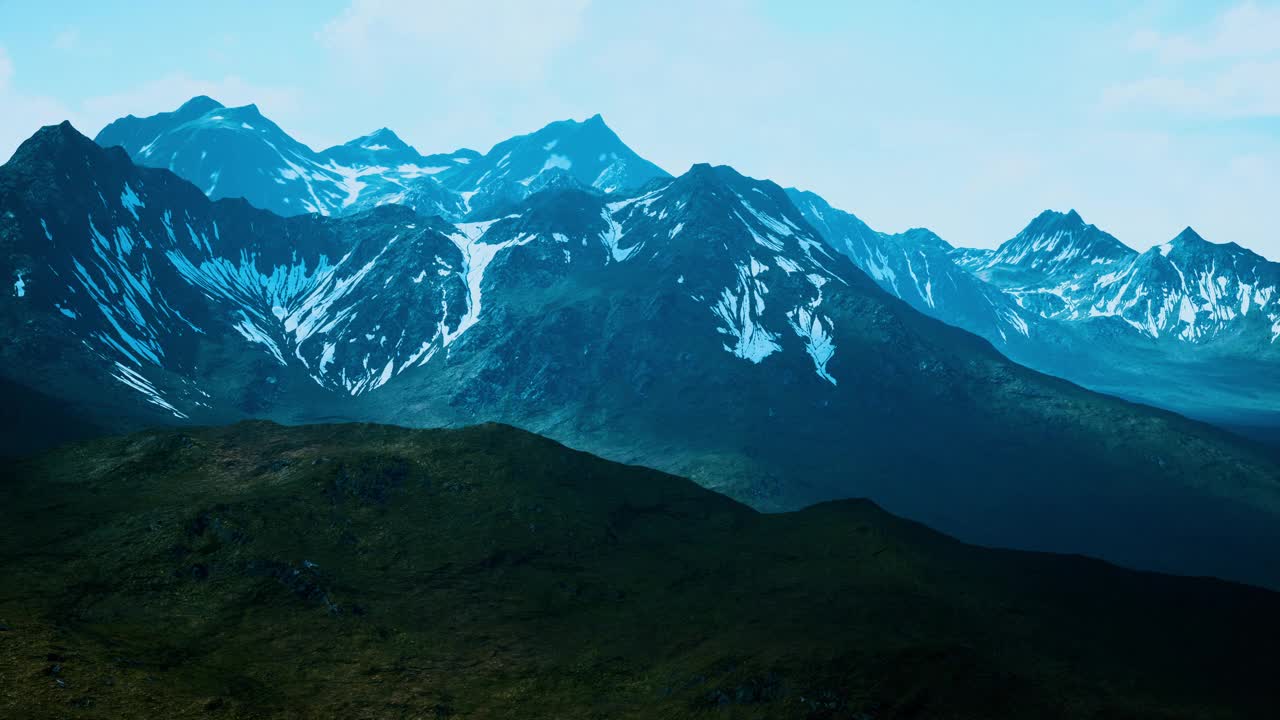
[2,421,1277,719]
[3,122,1279,590]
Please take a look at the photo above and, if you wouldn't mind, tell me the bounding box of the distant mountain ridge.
[94,97,663,223]
[784,189,1280,425]
[953,211,1280,345]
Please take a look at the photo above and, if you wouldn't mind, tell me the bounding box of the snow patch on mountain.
[445,216,532,346]
[713,258,781,363]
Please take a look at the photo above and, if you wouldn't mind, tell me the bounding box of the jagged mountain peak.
[191,103,283,134]
[320,126,427,169]
[1151,226,1273,268]
[666,165,816,234]
[982,208,1135,273]
[537,112,614,137]
[675,163,785,195]
[895,227,953,251]
[1171,226,1207,246]
[678,162,743,185]
[440,113,670,198]
[177,95,225,115]
[498,114,614,153]
[348,126,414,151]
[1024,207,1091,234]
[90,99,671,222]
[92,98,455,218]
[216,102,264,118]
[19,119,86,147]
[782,186,822,200]
[9,120,122,171]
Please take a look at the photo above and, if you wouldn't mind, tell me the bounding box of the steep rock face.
[5,124,1280,589]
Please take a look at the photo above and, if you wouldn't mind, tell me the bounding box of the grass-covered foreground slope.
[1,422,1277,719]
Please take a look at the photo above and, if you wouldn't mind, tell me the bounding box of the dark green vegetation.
[3,422,1277,719]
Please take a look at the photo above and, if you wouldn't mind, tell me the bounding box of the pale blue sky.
[1,1,1277,257]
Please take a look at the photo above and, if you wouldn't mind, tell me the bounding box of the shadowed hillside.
[1,422,1277,719]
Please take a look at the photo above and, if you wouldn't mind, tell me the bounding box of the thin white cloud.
[1104,59,1280,116]
[52,28,80,52]
[1107,2,1280,116]
[318,0,591,87]
[0,46,76,163]
[1130,2,1280,63]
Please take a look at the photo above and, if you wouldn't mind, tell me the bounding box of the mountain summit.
[430,114,671,218]
[439,114,669,195]
[1170,226,1207,247]
[959,209,1135,280]
[320,126,424,168]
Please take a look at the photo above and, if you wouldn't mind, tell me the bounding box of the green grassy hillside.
[2,422,1276,718]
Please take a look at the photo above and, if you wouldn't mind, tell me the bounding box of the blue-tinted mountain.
[440,114,668,194]
[417,113,671,219]
[938,212,1280,425]
[94,100,668,224]
[953,209,1137,318]
[95,97,476,217]
[1073,227,1280,342]
[5,122,1280,589]
[952,211,1280,344]
[787,188,1040,349]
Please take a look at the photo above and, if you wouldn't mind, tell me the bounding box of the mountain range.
[93,99,1280,430]
[2,99,1279,590]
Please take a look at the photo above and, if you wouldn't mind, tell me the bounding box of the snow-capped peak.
[438,114,670,197]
